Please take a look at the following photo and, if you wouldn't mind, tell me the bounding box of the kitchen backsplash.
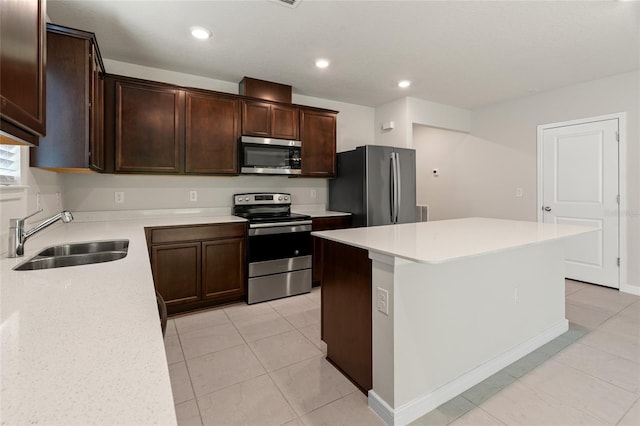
[60,173,328,212]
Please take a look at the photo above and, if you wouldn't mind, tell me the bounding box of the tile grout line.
[550,342,640,396]
[175,318,206,426]
[615,395,640,426]
[457,307,638,426]
[225,304,303,424]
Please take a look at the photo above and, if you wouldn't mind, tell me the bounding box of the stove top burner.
[232,192,310,225]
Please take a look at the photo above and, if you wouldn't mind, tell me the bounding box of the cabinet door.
[202,238,246,300]
[312,216,352,285]
[30,31,89,168]
[270,105,299,140]
[0,0,46,143]
[300,109,337,176]
[89,44,104,171]
[115,81,183,173]
[152,242,201,306]
[185,91,239,174]
[241,100,270,137]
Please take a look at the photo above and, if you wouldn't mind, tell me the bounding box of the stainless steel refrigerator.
[329,145,416,227]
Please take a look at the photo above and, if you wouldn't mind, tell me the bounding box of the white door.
[540,118,619,288]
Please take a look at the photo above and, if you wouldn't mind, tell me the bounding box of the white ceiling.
[48,0,640,109]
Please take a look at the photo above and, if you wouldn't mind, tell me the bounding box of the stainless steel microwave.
[239,136,302,175]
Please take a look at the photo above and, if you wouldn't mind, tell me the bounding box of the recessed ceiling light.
[315,59,330,69]
[398,80,411,88]
[190,26,213,40]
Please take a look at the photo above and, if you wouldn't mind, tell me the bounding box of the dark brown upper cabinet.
[114,80,184,173]
[185,90,240,174]
[30,24,105,171]
[0,0,46,145]
[103,75,337,177]
[241,100,299,140]
[104,75,241,175]
[300,107,337,177]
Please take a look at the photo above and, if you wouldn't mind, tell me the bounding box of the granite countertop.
[293,209,351,218]
[0,205,350,424]
[0,212,246,425]
[312,217,597,264]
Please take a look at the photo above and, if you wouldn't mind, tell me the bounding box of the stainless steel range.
[233,193,312,304]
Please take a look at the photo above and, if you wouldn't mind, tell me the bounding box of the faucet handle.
[21,209,44,223]
[9,209,43,228]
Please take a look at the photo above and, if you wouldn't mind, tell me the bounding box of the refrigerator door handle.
[391,152,400,224]
[395,152,401,223]
[390,153,396,223]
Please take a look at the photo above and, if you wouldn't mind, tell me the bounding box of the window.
[0,145,21,185]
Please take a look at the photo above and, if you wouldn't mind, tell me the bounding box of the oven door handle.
[249,220,312,229]
[249,223,312,236]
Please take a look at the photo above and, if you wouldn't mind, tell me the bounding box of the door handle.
[543,206,552,212]
[394,152,401,223]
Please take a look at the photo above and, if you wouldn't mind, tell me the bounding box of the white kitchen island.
[312,217,596,426]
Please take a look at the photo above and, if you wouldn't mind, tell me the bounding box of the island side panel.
[320,238,372,392]
[392,239,567,410]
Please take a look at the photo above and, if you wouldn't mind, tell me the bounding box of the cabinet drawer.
[149,223,246,244]
[312,216,351,231]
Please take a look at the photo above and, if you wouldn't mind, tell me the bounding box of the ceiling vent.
[271,0,302,8]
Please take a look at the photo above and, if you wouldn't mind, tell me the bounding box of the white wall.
[414,126,531,221]
[374,97,410,148]
[60,60,375,212]
[374,97,471,149]
[408,97,471,134]
[62,173,328,212]
[416,70,639,293]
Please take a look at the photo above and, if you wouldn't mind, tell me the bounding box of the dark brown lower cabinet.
[146,223,246,315]
[151,242,201,305]
[202,239,245,300]
[312,215,352,286]
[321,238,372,393]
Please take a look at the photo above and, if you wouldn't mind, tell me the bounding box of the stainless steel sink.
[13,240,129,271]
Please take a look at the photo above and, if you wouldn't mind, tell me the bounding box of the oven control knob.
[284,195,289,201]
[236,197,242,202]
[278,196,283,201]
[245,197,249,201]
[294,249,300,256]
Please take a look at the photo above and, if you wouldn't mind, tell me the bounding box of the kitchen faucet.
[8,210,74,257]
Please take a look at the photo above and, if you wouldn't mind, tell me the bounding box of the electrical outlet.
[514,288,519,304]
[189,190,198,202]
[56,192,61,207]
[114,191,124,204]
[36,193,41,210]
[376,287,389,315]
[310,189,317,199]
[515,187,523,198]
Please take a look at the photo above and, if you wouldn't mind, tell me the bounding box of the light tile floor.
[165,281,640,425]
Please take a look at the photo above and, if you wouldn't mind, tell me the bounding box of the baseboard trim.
[620,283,640,296]
[368,319,569,426]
